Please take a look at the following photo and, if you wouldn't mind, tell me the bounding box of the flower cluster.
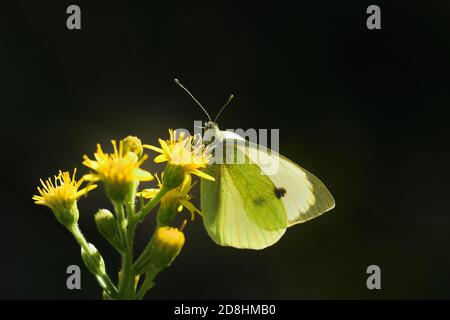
[32,131,213,300]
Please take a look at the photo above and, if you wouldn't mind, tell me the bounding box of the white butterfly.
[175,79,335,249]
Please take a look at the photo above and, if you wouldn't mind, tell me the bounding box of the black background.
[1,0,450,299]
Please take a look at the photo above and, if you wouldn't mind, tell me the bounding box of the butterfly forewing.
[235,139,335,226]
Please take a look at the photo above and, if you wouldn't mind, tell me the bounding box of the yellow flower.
[83,139,153,202]
[139,174,201,221]
[33,169,96,227]
[144,129,214,183]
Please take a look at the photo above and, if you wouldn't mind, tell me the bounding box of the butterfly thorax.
[203,121,221,145]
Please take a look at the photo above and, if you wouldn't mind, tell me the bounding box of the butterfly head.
[173,78,234,145]
[205,121,219,130]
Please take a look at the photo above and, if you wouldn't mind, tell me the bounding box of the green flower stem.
[114,201,132,298]
[69,224,118,298]
[133,187,180,276]
[136,186,170,221]
[120,218,138,299]
[112,185,172,299]
[113,202,135,299]
[104,235,124,254]
[135,266,158,300]
[133,193,170,275]
[132,229,156,275]
[126,182,138,218]
[113,202,127,244]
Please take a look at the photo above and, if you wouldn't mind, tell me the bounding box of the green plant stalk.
[122,185,139,299]
[102,232,124,254]
[113,201,135,299]
[133,205,184,299]
[121,218,138,299]
[135,266,158,299]
[133,228,156,275]
[111,185,173,299]
[133,187,170,274]
[113,202,127,243]
[126,181,138,219]
[137,186,170,221]
[69,224,118,298]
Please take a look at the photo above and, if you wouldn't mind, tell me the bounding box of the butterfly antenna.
[214,94,234,122]
[174,78,212,121]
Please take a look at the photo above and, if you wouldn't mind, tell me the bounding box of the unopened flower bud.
[123,136,144,159]
[150,227,185,270]
[156,190,180,226]
[95,209,122,250]
[81,243,106,275]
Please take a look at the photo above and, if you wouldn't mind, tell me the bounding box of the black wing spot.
[253,197,266,207]
[274,187,287,199]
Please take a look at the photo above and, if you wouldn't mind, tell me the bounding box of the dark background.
[1,0,449,299]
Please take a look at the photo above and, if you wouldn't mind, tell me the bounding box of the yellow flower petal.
[179,199,200,220]
[148,129,214,182]
[76,184,97,198]
[134,168,154,181]
[159,139,170,154]
[143,144,163,153]
[83,173,100,182]
[138,188,159,199]
[191,169,215,181]
[83,139,153,187]
[154,154,167,163]
[33,169,95,211]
